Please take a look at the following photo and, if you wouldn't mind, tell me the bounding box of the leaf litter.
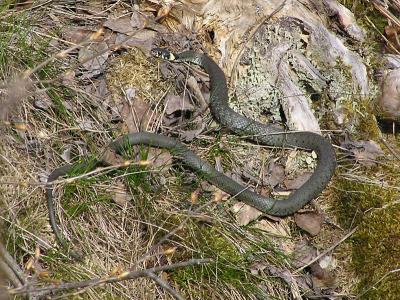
[1,1,383,299]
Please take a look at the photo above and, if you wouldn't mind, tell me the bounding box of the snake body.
[47,49,336,252]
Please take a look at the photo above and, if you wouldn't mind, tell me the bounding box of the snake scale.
[46,48,336,252]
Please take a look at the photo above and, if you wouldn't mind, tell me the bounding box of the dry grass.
[0,2,292,299]
[3,1,399,299]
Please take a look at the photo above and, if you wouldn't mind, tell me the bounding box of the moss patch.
[352,205,400,299]
[170,222,264,298]
[333,163,400,299]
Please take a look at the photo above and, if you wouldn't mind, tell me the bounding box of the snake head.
[151,48,176,61]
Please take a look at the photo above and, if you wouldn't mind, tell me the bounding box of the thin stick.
[10,258,213,297]
[380,137,400,161]
[294,226,358,273]
[144,271,185,300]
[355,268,400,299]
[0,244,25,286]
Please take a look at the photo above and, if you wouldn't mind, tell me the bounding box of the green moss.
[334,177,396,226]
[152,215,265,298]
[340,97,381,140]
[355,100,382,140]
[340,0,388,54]
[333,164,400,298]
[352,205,400,299]
[340,1,387,31]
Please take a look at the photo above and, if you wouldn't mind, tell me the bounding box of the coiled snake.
[46,48,336,254]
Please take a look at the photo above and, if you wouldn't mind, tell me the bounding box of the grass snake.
[46,48,336,255]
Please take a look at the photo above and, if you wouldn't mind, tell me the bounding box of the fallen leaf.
[33,92,53,111]
[266,265,312,291]
[163,94,195,125]
[249,261,268,275]
[178,115,205,142]
[231,202,262,226]
[113,31,157,53]
[62,70,76,86]
[310,261,337,288]
[130,10,148,29]
[79,41,110,78]
[108,182,132,207]
[292,240,317,269]
[200,180,216,192]
[101,148,126,166]
[62,27,98,44]
[341,139,384,166]
[378,68,400,120]
[165,94,195,116]
[148,149,172,172]
[61,145,72,163]
[284,172,313,190]
[294,212,323,236]
[77,118,95,131]
[266,160,285,187]
[120,93,158,133]
[104,16,135,34]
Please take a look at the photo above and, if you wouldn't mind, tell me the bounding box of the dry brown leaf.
[62,70,76,86]
[292,240,318,269]
[266,265,313,292]
[79,41,110,78]
[379,68,400,119]
[33,91,53,111]
[200,180,216,192]
[148,149,172,172]
[163,94,196,125]
[165,94,195,115]
[60,145,72,163]
[119,90,159,133]
[266,160,285,188]
[180,124,205,141]
[310,261,337,288]
[231,202,262,226]
[130,10,148,29]
[104,16,135,34]
[249,261,268,275]
[62,27,98,44]
[109,182,132,207]
[341,139,384,166]
[284,172,313,190]
[294,212,323,236]
[114,30,157,53]
[75,0,107,16]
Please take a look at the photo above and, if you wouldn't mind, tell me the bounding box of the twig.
[144,270,185,300]
[0,261,22,289]
[10,258,213,297]
[0,244,25,287]
[380,137,400,161]
[23,28,103,79]
[364,16,400,55]
[355,268,400,299]
[294,226,358,273]
[46,160,142,187]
